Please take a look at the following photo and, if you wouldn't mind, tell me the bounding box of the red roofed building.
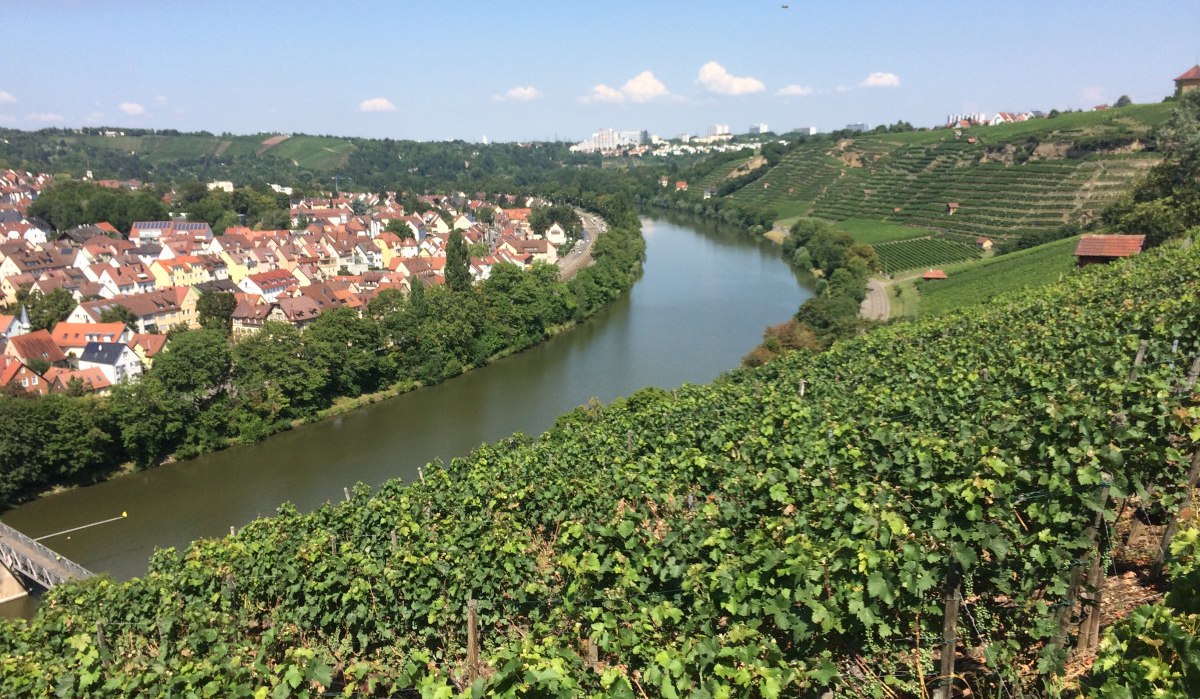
[43,366,112,394]
[922,269,948,280]
[0,356,51,395]
[238,268,298,302]
[1175,65,1200,96]
[1073,234,1145,267]
[50,322,132,357]
[4,329,69,367]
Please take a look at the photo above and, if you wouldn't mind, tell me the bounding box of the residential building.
[77,341,143,384]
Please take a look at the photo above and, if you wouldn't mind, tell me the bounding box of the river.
[1,215,809,617]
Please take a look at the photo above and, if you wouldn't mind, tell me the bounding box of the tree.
[109,377,187,468]
[304,307,391,398]
[231,322,329,439]
[1103,90,1200,246]
[23,288,75,331]
[197,290,237,335]
[386,219,415,239]
[149,329,232,401]
[445,230,472,292]
[99,304,140,332]
[1115,95,1132,108]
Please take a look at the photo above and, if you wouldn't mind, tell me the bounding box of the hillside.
[3,236,1198,697]
[709,103,1169,242]
[0,128,597,192]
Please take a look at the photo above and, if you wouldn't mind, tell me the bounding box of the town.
[0,168,583,395]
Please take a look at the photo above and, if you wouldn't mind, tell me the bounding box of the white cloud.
[582,84,625,104]
[581,71,671,104]
[860,72,901,88]
[696,62,765,96]
[835,85,853,93]
[359,97,397,113]
[495,86,542,102]
[119,102,146,116]
[0,91,16,105]
[28,112,64,123]
[776,84,814,97]
[621,70,670,102]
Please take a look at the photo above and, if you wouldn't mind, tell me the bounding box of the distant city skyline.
[1,1,1198,142]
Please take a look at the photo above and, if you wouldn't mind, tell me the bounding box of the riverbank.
[0,204,645,515]
[0,215,807,587]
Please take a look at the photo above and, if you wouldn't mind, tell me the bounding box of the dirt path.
[859,278,890,321]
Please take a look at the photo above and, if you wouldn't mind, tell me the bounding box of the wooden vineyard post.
[1120,342,1152,549]
[95,620,108,666]
[934,563,961,699]
[1055,477,1110,653]
[466,599,479,683]
[1154,449,1200,576]
[1076,473,1113,654]
[1153,358,1200,571]
[585,636,599,672]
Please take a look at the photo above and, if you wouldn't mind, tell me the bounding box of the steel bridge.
[0,520,92,594]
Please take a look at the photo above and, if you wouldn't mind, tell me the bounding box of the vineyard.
[706,104,1169,240]
[917,236,1081,316]
[874,236,982,273]
[2,240,1199,697]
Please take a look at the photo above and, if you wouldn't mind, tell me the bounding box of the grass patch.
[889,279,922,317]
[837,218,930,245]
[917,236,1080,316]
[263,136,356,169]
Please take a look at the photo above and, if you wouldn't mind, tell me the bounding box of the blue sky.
[1,0,1197,142]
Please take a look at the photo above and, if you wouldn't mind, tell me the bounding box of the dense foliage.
[1103,91,1200,246]
[2,233,1197,697]
[1082,525,1200,697]
[26,181,168,233]
[0,128,611,195]
[0,202,644,509]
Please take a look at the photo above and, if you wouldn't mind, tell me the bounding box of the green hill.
[3,239,1197,697]
[688,103,1169,241]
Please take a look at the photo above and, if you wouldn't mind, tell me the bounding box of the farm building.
[922,269,948,280]
[1073,234,1145,267]
[1176,65,1200,96]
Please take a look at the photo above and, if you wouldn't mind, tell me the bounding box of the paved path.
[556,210,606,280]
[859,278,890,321]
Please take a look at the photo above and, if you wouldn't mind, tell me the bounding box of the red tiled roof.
[1073,234,1145,259]
[7,329,68,363]
[129,333,167,357]
[1176,65,1200,82]
[922,269,948,280]
[50,322,127,349]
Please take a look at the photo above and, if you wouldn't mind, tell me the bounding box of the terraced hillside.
[709,103,1168,239]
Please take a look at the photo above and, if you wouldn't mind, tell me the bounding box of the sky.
[1,0,1198,143]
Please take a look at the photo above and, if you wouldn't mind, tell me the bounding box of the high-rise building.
[748,123,769,135]
[707,124,731,137]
